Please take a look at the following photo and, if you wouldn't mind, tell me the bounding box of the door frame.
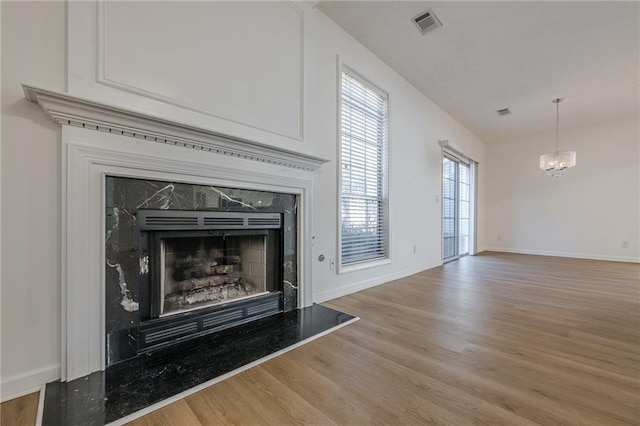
[442,149,473,263]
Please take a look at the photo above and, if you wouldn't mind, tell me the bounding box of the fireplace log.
[173,256,241,281]
[164,281,258,311]
[227,271,240,284]
[174,258,218,269]
[173,260,219,280]
[216,256,241,265]
[174,263,238,280]
[176,270,242,291]
[165,285,225,308]
[212,264,235,274]
[173,267,206,281]
[178,275,227,291]
[184,288,224,305]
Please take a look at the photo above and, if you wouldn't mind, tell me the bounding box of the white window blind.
[339,68,389,267]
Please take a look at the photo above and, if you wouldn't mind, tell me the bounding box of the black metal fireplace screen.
[137,210,283,351]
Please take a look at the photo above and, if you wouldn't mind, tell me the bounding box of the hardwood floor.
[2,252,639,425]
[0,392,38,426]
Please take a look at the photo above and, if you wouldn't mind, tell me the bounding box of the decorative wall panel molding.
[96,1,304,141]
[24,85,327,171]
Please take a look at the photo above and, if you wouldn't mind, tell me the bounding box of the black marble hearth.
[42,304,357,425]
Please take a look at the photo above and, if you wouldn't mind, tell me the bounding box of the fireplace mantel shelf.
[23,84,329,171]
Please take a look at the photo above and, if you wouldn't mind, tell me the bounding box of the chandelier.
[539,98,576,177]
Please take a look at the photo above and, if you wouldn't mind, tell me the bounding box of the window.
[339,68,389,268]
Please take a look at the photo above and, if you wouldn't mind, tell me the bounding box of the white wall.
[308,8,485,301]
[1,1,66,400]
[0,1,485,399]
[485,116,639,262]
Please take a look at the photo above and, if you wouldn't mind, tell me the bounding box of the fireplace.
[105,176,299,365]
[23,85,326,382]
[136,210,284,351]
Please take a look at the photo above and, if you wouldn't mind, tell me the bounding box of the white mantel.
[24,85,328,381]
[24,85,327,172]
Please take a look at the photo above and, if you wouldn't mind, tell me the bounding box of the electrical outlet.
[329,257,335,270]
[497,235,502,242]
[435,195,440,204]
[413,245,417,254]
[622,240,629,248]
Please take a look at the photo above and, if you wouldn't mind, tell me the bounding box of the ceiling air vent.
[497,108,512,117]
[414,9,442,34]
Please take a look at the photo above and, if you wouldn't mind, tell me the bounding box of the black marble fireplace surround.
[105,176,299,365]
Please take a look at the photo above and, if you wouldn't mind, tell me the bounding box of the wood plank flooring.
[0,391,38,426]
[2,252,639,425]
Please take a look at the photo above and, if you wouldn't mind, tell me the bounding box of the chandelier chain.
[553,97,563,152]
[556,100,560,152]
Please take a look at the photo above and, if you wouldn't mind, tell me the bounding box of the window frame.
[337,65,390,273]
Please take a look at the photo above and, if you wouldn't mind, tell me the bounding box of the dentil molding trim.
[23,84,328,171]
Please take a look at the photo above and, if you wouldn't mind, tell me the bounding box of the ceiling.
[318,1,640,143]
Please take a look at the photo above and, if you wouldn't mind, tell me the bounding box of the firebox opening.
[160,233,268,316]
[145,227,282,320]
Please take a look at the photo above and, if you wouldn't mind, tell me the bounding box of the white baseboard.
[313,267,429,304]
[483,247,640,263]
[0,364,60,403]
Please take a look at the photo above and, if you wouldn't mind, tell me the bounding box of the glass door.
[442,156,458,261]
[442,153,472,262]
[458,163,470,256]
